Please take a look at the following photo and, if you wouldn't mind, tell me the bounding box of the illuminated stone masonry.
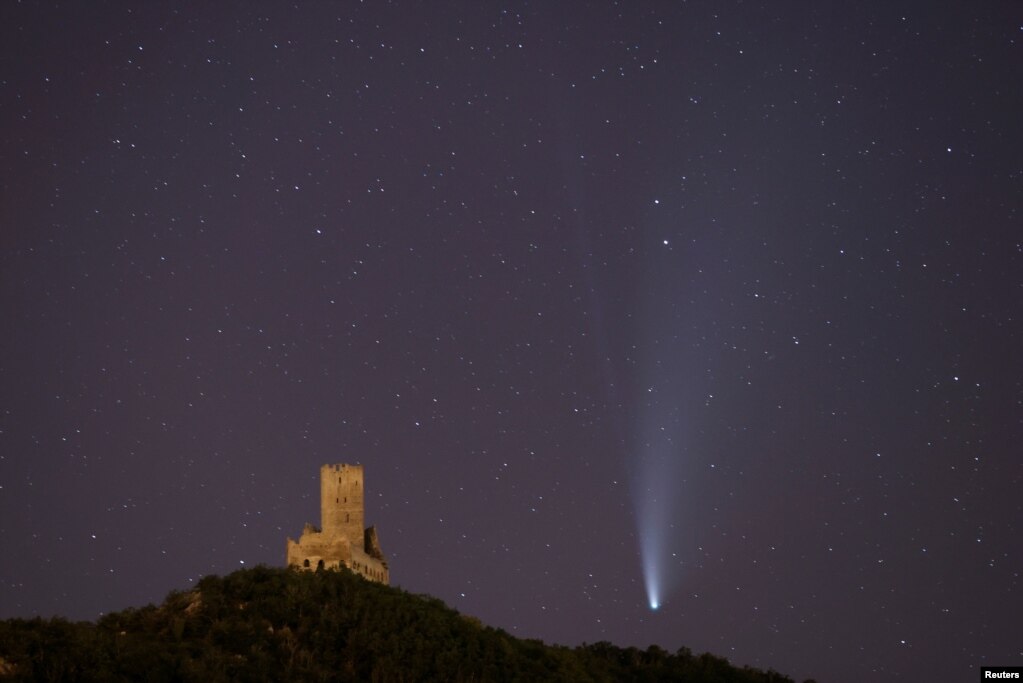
[286,463,389,584]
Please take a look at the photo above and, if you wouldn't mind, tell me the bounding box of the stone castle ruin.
[286,463,389,584]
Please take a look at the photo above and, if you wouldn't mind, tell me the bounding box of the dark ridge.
[0,566,807,682]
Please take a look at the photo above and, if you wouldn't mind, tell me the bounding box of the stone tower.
[321,463,364,543]
[286,463,389,584]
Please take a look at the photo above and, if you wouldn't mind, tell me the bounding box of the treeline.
[0,566,803,682]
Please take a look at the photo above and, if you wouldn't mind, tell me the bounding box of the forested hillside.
[0,566,802,682]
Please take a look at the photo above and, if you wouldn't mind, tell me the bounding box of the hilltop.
[0,566,803,682]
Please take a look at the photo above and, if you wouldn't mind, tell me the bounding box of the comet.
[632,406,688,612]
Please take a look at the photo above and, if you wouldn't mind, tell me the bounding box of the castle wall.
[347,546,390,584]
[286,531,389,583]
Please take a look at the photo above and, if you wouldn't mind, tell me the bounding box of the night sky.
[2,3,1021,681]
